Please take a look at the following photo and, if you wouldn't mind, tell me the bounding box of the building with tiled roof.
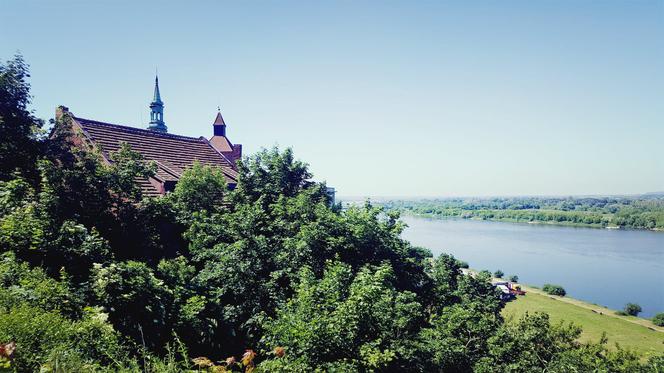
[54,76,243,197]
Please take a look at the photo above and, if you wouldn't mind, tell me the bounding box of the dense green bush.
[508,275,519,283]
[623,303,642,317]
[543,284,567,297]
[494,270,504,278]
[653,313,664,327]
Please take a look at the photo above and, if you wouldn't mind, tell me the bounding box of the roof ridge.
[74,116,205,142]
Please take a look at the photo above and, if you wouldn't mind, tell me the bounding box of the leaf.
[192,356,214,368]
[241,349,256,366]
[0,342,15,359]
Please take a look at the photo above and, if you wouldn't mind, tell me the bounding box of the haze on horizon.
[1,1,662,197]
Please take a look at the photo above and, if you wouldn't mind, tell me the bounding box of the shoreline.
[519,284,664,333]
[401,211,663,232]
[463,269,663,331]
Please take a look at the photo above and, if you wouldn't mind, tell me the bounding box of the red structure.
[208,110,243,166]
[55,106,240,196]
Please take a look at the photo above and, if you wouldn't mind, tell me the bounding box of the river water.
[400,215,664,317]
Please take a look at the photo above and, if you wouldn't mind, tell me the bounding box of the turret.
[147,75,167,132]
[213,109,226,136]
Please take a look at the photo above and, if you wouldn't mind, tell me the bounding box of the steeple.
[213,107,226,136]
[148,75,167,132]
[153,75,162,103]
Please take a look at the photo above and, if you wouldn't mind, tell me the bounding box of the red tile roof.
[72,116,238,195]
[209,135,234,152]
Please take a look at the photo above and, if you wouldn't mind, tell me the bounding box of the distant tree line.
[384,196,664,230]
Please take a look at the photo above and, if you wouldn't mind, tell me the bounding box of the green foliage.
[0,54,44,183]
[430,254,462,311]
[493,269,504,278]
[385,196,664,229]
[259,262,423,371]
[543,284,567,297]
[653,313,664,327]
[233,147,319,206]
[171,161,226,215]
[107,142,157,201]
[420,302,502,371]
[457,260,469,269]
[476,312,581,372]
[92,261,171,349]
[508,275,518,283]
[0,255,127,372]
[622,303,642,317]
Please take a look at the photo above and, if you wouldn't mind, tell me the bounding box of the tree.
[92,261,171,349]
[509,275,519,283]
[259,262,423,371]
[494,269,504,278]
[232,147,324,206]
[543,284,567,297]
[0,54,44,183]
[171,161,227,215]
[653,313,664,327]
[622,303,642,317]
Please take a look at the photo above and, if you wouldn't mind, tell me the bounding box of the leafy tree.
[508,275,519,283]
[543,284,567,297]
[92,261,171,349]
[171,161,227,215]
[622,303,642,317]
[0,54,44,183]
[430,254,462,311]
[259,262,423,371]
[232,147,328,206]
[0,254,127,372]
[653,313,664,327]
[420,302,501,372]
[494,269,504,278]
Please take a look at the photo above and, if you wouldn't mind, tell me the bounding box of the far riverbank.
[401,211,664,232]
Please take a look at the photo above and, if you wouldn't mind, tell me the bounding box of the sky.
[1,0,662,197]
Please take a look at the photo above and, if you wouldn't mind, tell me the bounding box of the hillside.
[503,287,664,360]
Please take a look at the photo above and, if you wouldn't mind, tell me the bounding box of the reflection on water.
[400,216,664,317]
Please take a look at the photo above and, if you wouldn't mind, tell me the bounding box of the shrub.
[653,313,664,327]
[0,304,126,372]
[508,275,519,283]
[542,284,566,297]
[457,260,469,269]
[493,270,504,278]
[623,303,642,317]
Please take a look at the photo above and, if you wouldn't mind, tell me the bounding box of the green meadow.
[503,287,664,360]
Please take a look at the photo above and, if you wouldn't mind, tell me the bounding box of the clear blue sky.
[2,0,662,197]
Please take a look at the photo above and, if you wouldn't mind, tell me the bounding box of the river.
[400,215,664,317]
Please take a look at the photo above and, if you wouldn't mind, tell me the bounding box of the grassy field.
[502,287,664,360]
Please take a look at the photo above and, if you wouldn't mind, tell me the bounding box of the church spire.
[153,75,162,103]
[148,75,167,132]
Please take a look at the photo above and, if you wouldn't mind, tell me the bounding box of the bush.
[623,303,642,317]
[542,284,566,297]
[457,260,469,269]
[508,275,518,283]
[653,313,664,327]
[0,304,126,372]
[493,270,504,278]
